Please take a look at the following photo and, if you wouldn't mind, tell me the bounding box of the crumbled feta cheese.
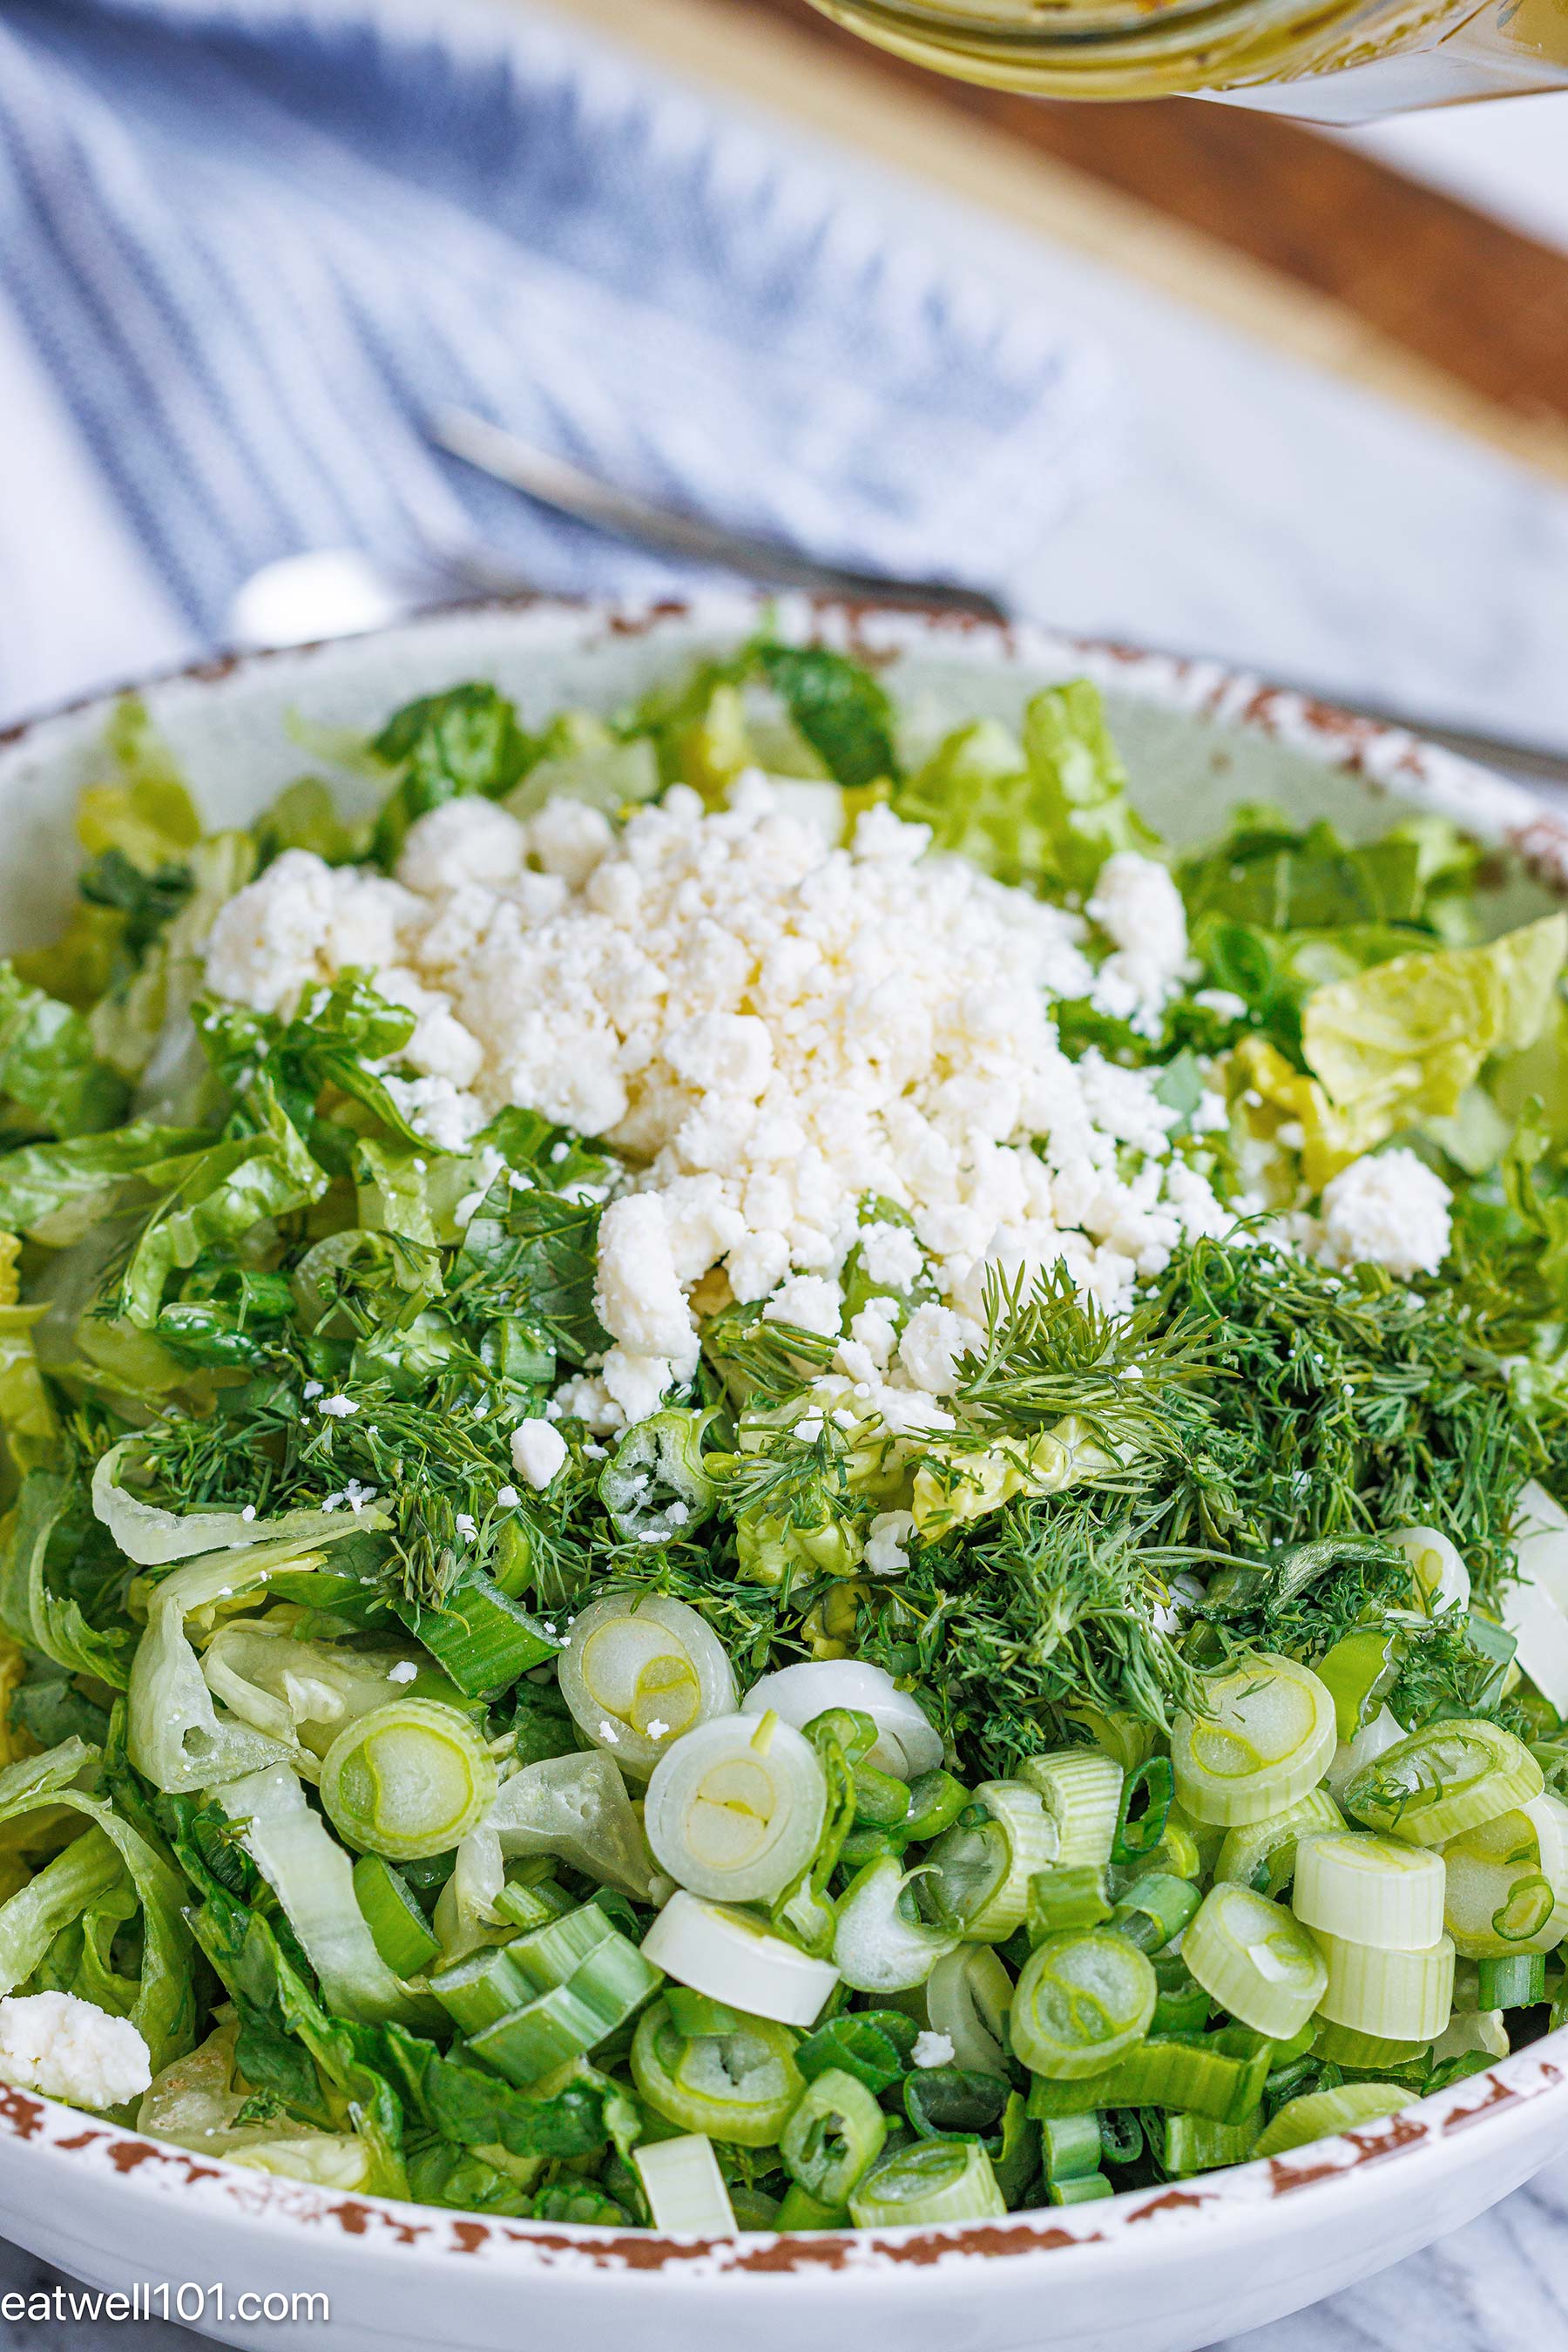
[497,1485,521,1509]
[387,1660,418,1685]
[381,1072,488,1154]
[1193,987,1249,1022]
[318,1394,358,1418]
[1087,853,1191,1037]
[302,1380,324,1402]
[0,1992,151,2110]
[865,1509,917,1577]
[911,2031,956,2070]
[857,1221,924,1292]
[897,1303,974,1396]
[240,1504,257,1523]
[764,1275,844,1341]
[205,792,1230,1429]
[1318,1149,1453,1280]
[646,1719,671,1740]
[511,1418,570,1491]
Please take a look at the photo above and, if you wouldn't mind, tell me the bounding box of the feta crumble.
[387,1660,418,1685]
[911,2031,956,2069]
[865,1510,918,1577]
[1318,1149,1453,1280]
[0,1992,151,2111]
[206,788,1231,1429]
[511,1418,570,1491]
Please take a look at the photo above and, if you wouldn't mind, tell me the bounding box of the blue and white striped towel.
[0,0,1118,642]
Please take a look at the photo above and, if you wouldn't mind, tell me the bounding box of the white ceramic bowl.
[3,597,1567,2352]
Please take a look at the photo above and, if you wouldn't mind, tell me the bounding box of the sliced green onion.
[1112,1756,1175,1862]
[923,1943,1014,2078]
[1312,2021,1431,2070]
[1213,1788,1344,1897]
[1253,2082,1416,2159]
[1315,1628,1406,1745]
[1173,1654,1336,1828]
[904,2065,1010,2146]
[833,1852,962,1993]
[1476,1950,1546,2008]
[631,1997,804,2145]
[494,1876,576,1934]
[1017,1750,1123,1866]
[497,1901,614,1991]
[1050,2173,1113,2206]
[1039,2111,1103,2184]
[1315,1928,1456,2039]
[923,1781,1058,1941]
[1163,2112,1261,2176]
[794,2010,915,2092]
[1386,1525,1470,1619]
[1030,1866,1113,1939]
[1109,1870,1201,1955]
[1152,1957,1210,2036]
[558,1592,737,1780]
[1119,1818,1202,1884]
[1292,1831,1445,1952]
[633,2133,737,2234]
[1024,2033,1268,2126]
[1443,1801,1568,1958]
[854,1762,912,1828]
[319,1697,497,1862]
[901,1769,970,1843]
[470,1930,659,2084]
[1183,1883,1327,2040]
[665,1987,744,2038]
[1344,1720,1543,1848]
[642,1890,839,2027]
[644,1712,826,1904]
[848,2139,1006,2227]
[598,1409,717,1544]
[774,2184,849,2230]
[1100,2116,1145,2171]
[1011,1929,1157,2079]
[741,1660,943,1779]
[352,1854,442,1977]
[1325,1708,1409,1807]
[395,1573,561,1700]
[781,2065,889,2203]
[429,1944,533,2036]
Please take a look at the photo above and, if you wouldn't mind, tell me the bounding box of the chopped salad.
[0,636,1567,2232]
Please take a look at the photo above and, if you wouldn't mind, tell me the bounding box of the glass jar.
[805,0,1568,119]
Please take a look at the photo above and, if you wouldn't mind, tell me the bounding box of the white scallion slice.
[1173,1654,1336,1828]
[319,1699,497,1862]
[1253,2081,1416,2160]
[1344,1720,1543,1848]
[848,2139,1006,2228]
[644,1712,826,1903]
[1386,1526,1470,1618]
[923,1944,1015,2078]
[923,1781,1058,1941]
[1441,1798,1568,1958]
[633,2133,738,2234]
[1325,1707,1409,1805]
[1314,1927,1456,2040]
[1183,1882,1327,2039]
[1214,1788,1345,1897]
[1292,1832,1445,1953]
[641,1890,839,2028]
[740,1659,942,1779]
[1017,1750,1123,1867]
[558,1593,736,1780]
[833,1852,962,1993]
